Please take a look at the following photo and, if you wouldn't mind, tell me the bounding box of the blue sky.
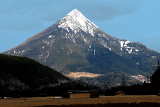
[0,0,160,52]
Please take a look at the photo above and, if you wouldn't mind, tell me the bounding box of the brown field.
[0,96,160,107]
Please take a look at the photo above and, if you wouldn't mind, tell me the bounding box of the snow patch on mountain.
[58,9,98,36]
[120,40,131,51]
[119,40,139,54]
[11,49,26,56]
[48,35,53,39]
[131,75,147,83]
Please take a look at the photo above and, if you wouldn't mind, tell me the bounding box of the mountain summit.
[57,9,98,36]
[6,9,160,87]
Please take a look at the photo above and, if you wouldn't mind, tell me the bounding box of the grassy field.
[0,96,160,107]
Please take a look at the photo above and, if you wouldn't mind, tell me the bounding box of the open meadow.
[0,96,160,107]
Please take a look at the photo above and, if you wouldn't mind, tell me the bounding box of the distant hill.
[0,54,69,97]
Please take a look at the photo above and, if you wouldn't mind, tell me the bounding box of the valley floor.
[0,96,160,107]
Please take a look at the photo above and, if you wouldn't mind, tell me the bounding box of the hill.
[0,54,69,97]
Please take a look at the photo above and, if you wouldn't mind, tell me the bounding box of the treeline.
[0,80,98,98]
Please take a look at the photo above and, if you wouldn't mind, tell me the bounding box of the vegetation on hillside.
[0,54,70,97]
[0,54,99,97]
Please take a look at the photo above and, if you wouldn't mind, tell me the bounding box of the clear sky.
[0,0,160,52]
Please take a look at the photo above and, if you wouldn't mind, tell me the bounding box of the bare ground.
[0,96,160,107]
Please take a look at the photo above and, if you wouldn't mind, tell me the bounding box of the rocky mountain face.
[5,9,160,87]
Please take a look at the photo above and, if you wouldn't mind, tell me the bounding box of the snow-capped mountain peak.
[58,9,98,36]
[6,9,160,87]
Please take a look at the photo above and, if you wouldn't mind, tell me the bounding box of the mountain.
[5,9,160,87]
[0,54,69,96]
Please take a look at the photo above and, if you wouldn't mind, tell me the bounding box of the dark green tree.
[151,60,160,88]
[121,74,127,87]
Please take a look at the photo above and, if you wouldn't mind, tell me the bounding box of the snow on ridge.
[119,40,139,54]
[120,40,131,50]
[12,49,25,55]
[58,9,98,36]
